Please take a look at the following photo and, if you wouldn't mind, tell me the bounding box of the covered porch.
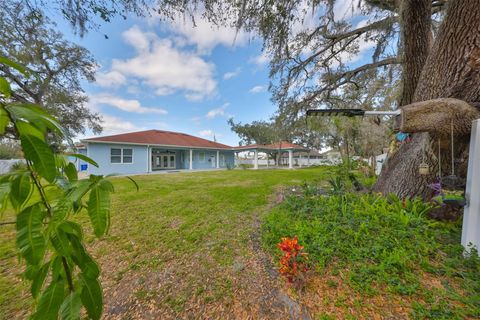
[233,141,309,169]
[148,147,229,171]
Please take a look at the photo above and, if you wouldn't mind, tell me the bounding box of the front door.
[210,155,216,168]
[153,154,176,169]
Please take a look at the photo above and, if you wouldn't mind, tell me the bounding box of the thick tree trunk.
[399,0,432,106]
[374,0,480,198]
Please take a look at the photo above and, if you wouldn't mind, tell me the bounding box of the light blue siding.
[83,142,235,175]
[87,143,148,175]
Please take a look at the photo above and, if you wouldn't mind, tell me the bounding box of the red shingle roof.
[83,130,232,149]
[233,141,308,151]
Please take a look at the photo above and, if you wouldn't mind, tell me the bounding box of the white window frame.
[111,148,134,164]
[198,151,206,163]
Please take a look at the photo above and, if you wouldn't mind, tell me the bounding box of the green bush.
[238,163,252,170]
[262,191,480,317]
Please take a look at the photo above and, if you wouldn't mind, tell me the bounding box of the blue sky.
[60,1,371,146]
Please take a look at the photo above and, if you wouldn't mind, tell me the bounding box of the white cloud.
[249,85,267,93]
[206,102,230,119]
[249,52,270,66]
[223,68,241,80]
[198,129,223,138]
[107,25,216,101]
[91,94,168,114]
[95,71,126,87]
[101,115,142,135]
[198,129,214,137]
[165,13,249,54]
[122,26,155,52]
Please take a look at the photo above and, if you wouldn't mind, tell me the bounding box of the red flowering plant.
[277,236,309,288]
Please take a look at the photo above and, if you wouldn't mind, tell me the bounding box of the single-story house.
[79,130,235,175]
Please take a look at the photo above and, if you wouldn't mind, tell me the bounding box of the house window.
[123,149,133,163]
[198,151,205,162]
[111,148,133,164]
[111,148,121,163]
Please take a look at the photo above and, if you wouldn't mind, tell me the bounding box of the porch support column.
[307,154,310,166]
[288,150,293,169]
[189,149,193,170]
[266,153,269,168]
[216,150,220,168]
[299,154,303,168]
[254,149,258,170]
[462,119,480,256]
[147,146,151,173]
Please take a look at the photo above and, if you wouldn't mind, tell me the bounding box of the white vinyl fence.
[235,158,340,167]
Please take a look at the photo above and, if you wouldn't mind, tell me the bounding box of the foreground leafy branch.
[0,57,129,319]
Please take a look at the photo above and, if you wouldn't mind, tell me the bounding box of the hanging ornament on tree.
[419,162,429,175]
[419,139,429,175]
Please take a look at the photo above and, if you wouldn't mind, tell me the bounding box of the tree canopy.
[0,1,102,137]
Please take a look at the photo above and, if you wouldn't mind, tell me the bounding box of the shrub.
[277,236,309,288]
[262,190,480,317]
[238,163,252,170]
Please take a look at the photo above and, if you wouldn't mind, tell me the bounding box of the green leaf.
[87,184,111,237]
[98,179,114,192]
[0,180,11,212]
[0,77,11,98]
[65,163,78,182]
[69,236,100,279]
[15,120,44,140]
[80,275,103,320]
[7,103,66,137]
[53,197,73,222]
[31,262,50,299]
[66,179,92,203]
[0,56,31,77]
[19,133,56,183]
[58,221,83,239]
[16,204,46,265]
[10,172,32,210]
[32,278,66,320]
[59,291,81,320]
[50,228,73,256]
[125,176,139,192]
[0,107,9,134]
[66,153,99,168]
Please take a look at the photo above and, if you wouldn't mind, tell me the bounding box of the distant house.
[79,130,235,175]
[320,150,342,162]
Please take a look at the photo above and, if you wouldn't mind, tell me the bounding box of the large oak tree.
[21,0,480,198]
[0,1,102,138]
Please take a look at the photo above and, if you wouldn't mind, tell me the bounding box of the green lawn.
[3,167,477,319]
[0,167,330,319]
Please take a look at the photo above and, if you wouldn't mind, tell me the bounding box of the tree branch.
[300,57,401,106]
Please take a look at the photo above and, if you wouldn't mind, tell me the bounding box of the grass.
[2,166,478,319]
[0,167,330,319]
[262,189,480,319]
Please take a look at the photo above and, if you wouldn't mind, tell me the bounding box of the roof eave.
[81,139,232,150]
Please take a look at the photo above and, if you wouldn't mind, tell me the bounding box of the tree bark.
[399,0,432,106]
[374,0,480,199]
